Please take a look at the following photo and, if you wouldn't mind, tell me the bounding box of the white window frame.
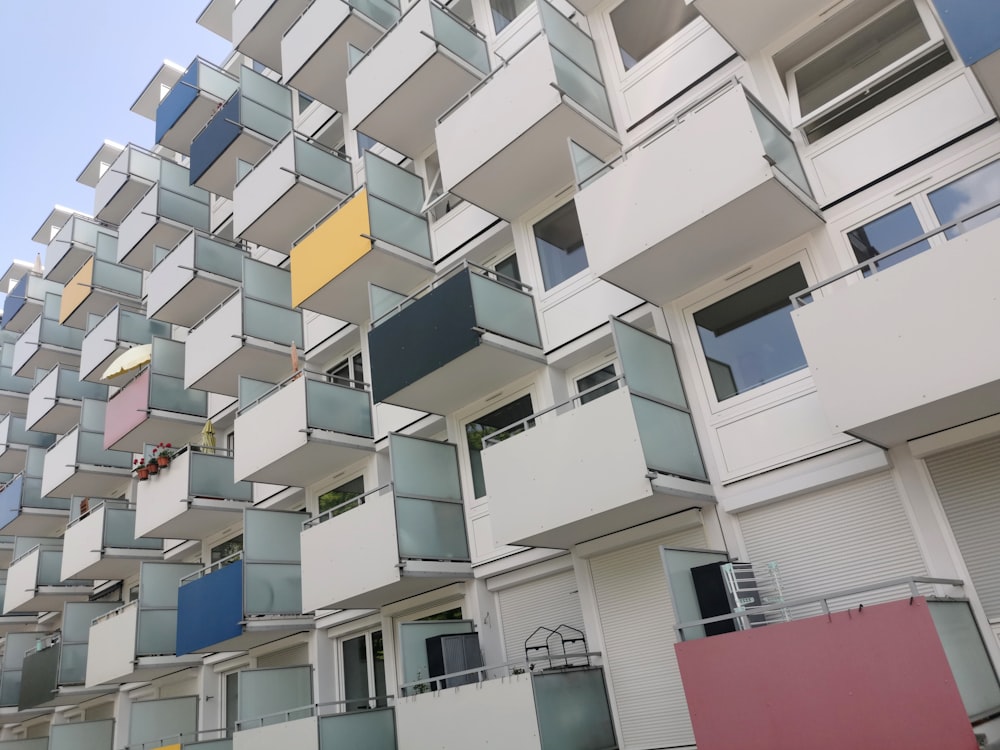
[786,0,946,132]
[460,388,537,504]
[315,472,367,517]
[337,625,387,710]
[601,0,706,82]
[567,353,620,403]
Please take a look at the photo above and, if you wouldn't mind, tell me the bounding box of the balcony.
[126,695,205,750]
[290,152,434,324]
[77,140,124,190]
[117,160,210,270]
[18,603,121,709]
[234,133,353,253]
[0,576,36,635]
[134,446,252,540]
[234,705,396,750]
[80,306,171,384]
[103,337,208,452]
[198,0,233,40]
[435,0,618,221]
[577,81,821,306]
[61,500,162,580]
[176,509,311,654]
[185,259,303,396]
[348,0,489,157]
[687,0,831,59]
[41,400,133,498]
[233,0,311,73]
[933,0,1000,111]
[46,720,116,750]
[26,365,106,434]
[368,265,544,414]
[12,296,83,378]
[59,232,144,329]
[1,274,61,334]
[3,540,89,614]
[0,632,50,715]
[792,216,1000,447]
[234,372,373,486]
[673,579,999,749]
[147,232,247,327]
[394,668,616,750]
[156,57,240,155]
[301,432,472,610]
[85,563,202,686]
[44,215,106,285]
[0,415,55,474]
[189,67,293,199]
[482,318,711,548]
[0,462,69,537]
[281,0,398,112]
[93,144,160,225]
[0,339,33,416]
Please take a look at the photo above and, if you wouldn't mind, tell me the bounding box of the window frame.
[338,625,388,711]
[316,472,367,517]
[602,0,706,81]
[529,197,592,295]
[463,392,537,501]
[327,351,365,388]
[567,354,620,406]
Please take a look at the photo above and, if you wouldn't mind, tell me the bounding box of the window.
[576,363,619,405]
[609,0,698,71]
[787,0,951,143]
[422,150,462,220]
[491,0,532,33]
[211,535,244,563]
[693,264,809,402]
[927,159,1000,238]
[328,352,364,388]
[847,204,929,272]
[224,672,239,735]
[318,475,365,515]
[465,395,535,498]
[533,200,589,291]
[342,629,386,711]
[357,131,377,155]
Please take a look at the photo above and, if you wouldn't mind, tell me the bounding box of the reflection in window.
[319,475,365,515]
[328,352,364,388]
[466,395,534,498]
[610,0,698,71]
[533,201,589,291]
[694,265,809,402]
[342,629,386,711]
[211,535,244,563]
[928,159,1000,239]
[493,254,521,289]
[576,364,619,405]
[847,204,929,272]
[491,0,533,33]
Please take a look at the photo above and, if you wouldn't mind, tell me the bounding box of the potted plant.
[156,442,176,467]
[133,458,149,481]
[146,448,159,475]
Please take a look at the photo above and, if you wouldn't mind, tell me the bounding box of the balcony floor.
[106,411,206,453]
[97,180,152,226]
[0,509,69,538]
[91,657,201,687]
[160,96,223,155]
[135,498,251,540]
[148,275,240,328]
[326,561,474,610]
[32,684,117,710]
[0,392,28,416]
[64,549,163,582]
[27,401,81,436]
[187,343,296,397]
[42,467,131,500]
[236,181,344,254]
[14,347,81,379]
[7,585,92,614]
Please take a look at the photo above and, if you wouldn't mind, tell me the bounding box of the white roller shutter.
[255,642,310,668]
[737,470,926,602]
[590,525,706,750]
[925,435,1000,619]
[497,569,585,664]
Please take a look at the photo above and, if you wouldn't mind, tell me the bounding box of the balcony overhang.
[0,445,34,474]
[117,191,193,271]
[233,0,310,73]
[13,343,81,380]
[77,140,124,189]
[792,220,1000,447]
[5,582,91,614]
[198,0,233,40]
[192,125,275,200]
[0,614,41,636]
[94,656,201,688]
[0,391,28,416]
[61,285,138,332]
[136,496,250,541]
[95,160,154,226]
[687,0,830,59]
[30,684,117,709]
[186,616,315,655]
[45,235,95,286]
[26,398,82,436]
[42,462,131,500]
[105,408,205,453]
[131,61,185,121]
[1,508,69,538]
[0,706,53,724]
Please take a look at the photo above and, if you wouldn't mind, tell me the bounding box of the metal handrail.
[292,183,366,247]
[91,598,138,627]
[400,652,603,692]
[674,575,965,640]
[125,726,229,750]
[304,482,392,529]
[65,497,132,529]
[181,550,243,584]
[792,198,1000,307]
[9,541,63,566]
[235,695,396,731]
[236,366,370,417]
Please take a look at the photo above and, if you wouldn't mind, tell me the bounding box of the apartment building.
[0,0,998,748]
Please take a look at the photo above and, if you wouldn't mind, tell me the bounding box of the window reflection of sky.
[848,204,930,271]
[928,159,1000,238]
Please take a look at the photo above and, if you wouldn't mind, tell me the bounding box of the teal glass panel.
[469,273,541,347]
[94,230,119,262]
[131,148,162,183]
[11,537,50,561]
[305,379,373,437]
[24,446,46,477]
[190,452,252,501]
[105,507,161,549]
[244,509,302,562]
[24,476,70,511]
[151,337,185,377]
[748,99,812,198]
[57,642,89,685]
[364,152,425,213]
[140,563,200,608]
[351,0,400,28]
[78,430,133,468]
[319,708,397,750]
[195,235,245,280]
[0,670,22,706]
[243,298,304,348]
[239,376,276,411]
[532,668,617,750]
[368,196,431,258]
[136,609,180,655]
[80,398,106,432]
[631,395,706,481]
[201,63,240,101]
[430,5,489,73]
[49,719,115,750]
[119,309,170,344]
[241,68,293,119]
[57,366,107,400]
[128,696,198,747]
[570,140,610,189]
[244,563,302,615]
[64,601,121,642]
[7,416,55,447]
[369,284,409,324]
[93,258,144,297]
[243,259,292,306]
[149,373,208,416]
[40,317,84,349]
[160,160,207,203]
[38,548,68,584]
[613,319,687,407]
[539,0,603,81]
[550,46,614,128]
[395,497,470,560]
[294,137,353,194]
[348,44,366,70]
[390,434,461,501]
[42,291,63,319]
[238,667,312,724]
[242,98,295,142]
[159,189,211,231]
[927,600,1000,719]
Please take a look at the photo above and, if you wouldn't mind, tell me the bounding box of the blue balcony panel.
[156,58,240,155]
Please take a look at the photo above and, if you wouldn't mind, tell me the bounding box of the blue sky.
[0,1,232,297]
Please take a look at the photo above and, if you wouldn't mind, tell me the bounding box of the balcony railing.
[44,215,107,285]
[156,57,240,154]
[0,340,32,413]
[125,695,201,750]
[3,540,89,614]
[80,305,170,384]
[93,143,160,225]
[233,700,396,750]
[1,274,62,333]
[368,263,543,414]
[26,364,107,434]
[61,499,162,580]
[41,399,132,498]
[233,370,374,486]
[12,294,84,378]
[0,632,45,708]
[59,231,144,329]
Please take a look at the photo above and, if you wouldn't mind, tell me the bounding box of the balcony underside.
[62,288,136,330]
[148,275,239,328]
[973,49,1000,113]
[106,411,205,452]
[97,179,151,226]
[355,51,483,157]
[688,0,830,58]
[81,343,129,384]
[47,246,93,286]
[42,466,130,500]
[195,132,272,199]
[0,614,40,635]
[186,616,314,654]
[234,0,309,73]
[93,657,200,687]
[65,549,163,582]
[238,435,374,487]
[596,179,821,305]
[379,335,545,415]
[29,684,116,710]
[28,401,81,436]
[297,242,433,325]
[1,509,69,538]
[235,181,342,253]
[136,498,250,540]
[0,707,52,724]
[119,219,190,271]
[0,392,28,416]
[3,304,43,335]
[14,346,81,379]
[8,585,91,613]
[187,343,294,397]
[0,447,32,474]
[160,96,222,155]
[444,102,619,221]
[327,562,473,610]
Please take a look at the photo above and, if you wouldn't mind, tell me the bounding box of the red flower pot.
[136,467,149,481]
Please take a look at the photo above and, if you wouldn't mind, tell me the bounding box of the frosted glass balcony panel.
[395,497,470,561]
[390,434,461,501]
[469,273,542,348]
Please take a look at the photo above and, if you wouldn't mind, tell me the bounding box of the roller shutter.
[497,569,586,664]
